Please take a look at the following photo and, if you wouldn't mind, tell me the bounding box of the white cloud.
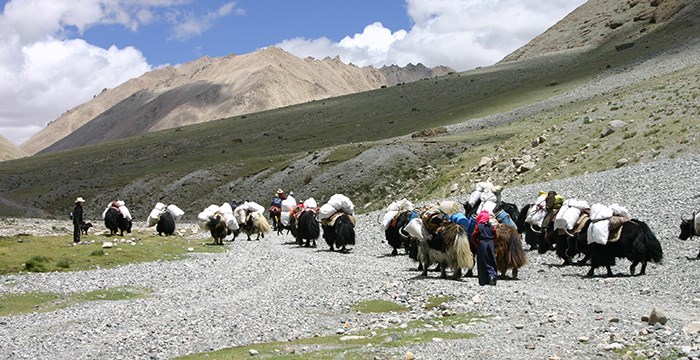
[0,0,235,146]
[277,0,587,71]
[169,1,241,40]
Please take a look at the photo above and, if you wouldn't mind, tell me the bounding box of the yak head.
[679,216,696,240]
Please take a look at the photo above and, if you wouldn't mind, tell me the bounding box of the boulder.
[601,120,627,137]
[648,307,668,325]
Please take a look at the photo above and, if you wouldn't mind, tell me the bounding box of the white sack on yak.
[219,202,239,231]
[155,202,166,211]
[525,193,548,227]
[281,198,296,212]
[477,190,498,214]
[387,198,414,212]
[404,218,430,241]
[609,203,631,218]
[280,211,292,226]
[382,210,399,230]
[695,212,700,236]
[198,205,220,222]
[167,204,185,220]
[587,203,614,245]
[233,201,265,224]
[437,200,462,216]
[286,195,297,207]
[303,198,318,209]
[147,208,162,227]
[554,199,589,231]
[319,194,355,220]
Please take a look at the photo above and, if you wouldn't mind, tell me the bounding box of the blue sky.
[0,0,586,146]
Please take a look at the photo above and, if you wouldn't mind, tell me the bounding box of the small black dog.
[81,222,93,235]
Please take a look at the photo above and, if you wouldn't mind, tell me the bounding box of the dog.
[81,221,93,235]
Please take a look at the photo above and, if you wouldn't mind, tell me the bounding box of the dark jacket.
[72,204,83,225]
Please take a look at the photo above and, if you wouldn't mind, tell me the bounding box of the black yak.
[679,213,700,258]
[104,207,132,236]
[269,206,281,232]
[156,211,176,236]
[295,209,320,247]
[385,211,415,256]
[585,220,663,277]
[322,213,355,252]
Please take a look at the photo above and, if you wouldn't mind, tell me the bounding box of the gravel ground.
[1,152,700,360]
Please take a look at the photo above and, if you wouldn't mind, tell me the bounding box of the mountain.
[0,135,26,161]
[0,0,698,219]
[502,0,688,62]
[20,48,452,155]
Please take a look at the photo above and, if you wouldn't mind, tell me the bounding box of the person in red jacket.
[472,210,498,286]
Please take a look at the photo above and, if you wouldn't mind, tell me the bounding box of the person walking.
[72,197,85,244]
[472,210,498,286]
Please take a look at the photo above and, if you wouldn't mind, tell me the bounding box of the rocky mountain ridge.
[20,47,452,155]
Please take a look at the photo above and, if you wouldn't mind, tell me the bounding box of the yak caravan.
[70,180,666,282]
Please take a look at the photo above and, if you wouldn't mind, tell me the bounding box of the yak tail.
[638,221,663,263]
[337,215,356,246]
[252,212,272,233]
[503,225,528,268]
[451,227,474,271]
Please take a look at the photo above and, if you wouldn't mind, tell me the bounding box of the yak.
[679,213,700,258]
[156,211,176,236]
[295,209,320,247]
[238,212,272,241]
[583,220,663,277]
[419,221,474,280]
[104,207,132,236]
[493,223,528,279]
[322,213,355,252]
[385,210,415,256]
[207,214,230,245]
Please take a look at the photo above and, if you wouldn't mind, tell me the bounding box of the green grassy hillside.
[0,13,698,219]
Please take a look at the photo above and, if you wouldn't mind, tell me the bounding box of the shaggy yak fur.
[582,220,663,277]
[420,222,474,280]
[515,203,556,251]
[678,214,700,258]
[494,224,528,279]
[295,209,320,247]
[385,210,414,256]
[269,206,281,232]
[156,211,176,236]
[238,212,272,241]
[322,214,355,252]
[207,214,230,245]
[104,207,132,236]
[81,222,93,235]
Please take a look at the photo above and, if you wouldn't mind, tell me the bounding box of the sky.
[0,0,587,146]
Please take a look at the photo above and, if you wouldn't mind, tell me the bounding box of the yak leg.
[696,248,700,259]
[391,248,398,256]
[605,265,614,277]
[586,266,595,277]
[576,254,591,266]
[639,261,647,275]
[629,261,639,276]
[417,262,424,272]
[451,267,462,280]
[439,263,448,279]
[512,268,519,279]
[305,239,311,247]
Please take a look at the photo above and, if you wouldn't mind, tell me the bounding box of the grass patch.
[0,233,225,275]
[350,299,409,314]
[177,312,483,359]
[425,295,456,310]
[0,286,151,317]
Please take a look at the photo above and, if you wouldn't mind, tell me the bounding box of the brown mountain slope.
[23,47,452,154]
[0,134,27,161]
[501,0,692,62]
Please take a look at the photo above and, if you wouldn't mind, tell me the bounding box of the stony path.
[1,153,700,359]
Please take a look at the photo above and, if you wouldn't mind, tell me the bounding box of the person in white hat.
[72,197,85,244]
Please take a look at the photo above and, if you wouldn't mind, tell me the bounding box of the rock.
[187,247,194,252]
[648,307,668,325]
[515,324,525,329]
[404,351,415,360]
[601,120,627,137]
[449,183,459,192]
[340,335,366,341]
[478,157,492,168]
[616,158,629,167]
[609,317,620,323]
[603,343,625,351]
[102,242,114,249]
[682,321,700,335]
[578,336,589,343]
[249,349,259,356]
[548,356,562,360]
